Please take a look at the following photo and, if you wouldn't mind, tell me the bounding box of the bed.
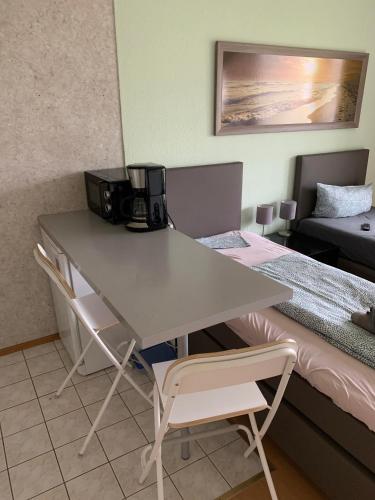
[292,149,375,281]
[167,161,375,500]
[219,232,375,433]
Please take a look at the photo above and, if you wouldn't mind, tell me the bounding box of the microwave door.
[87,180,102,212]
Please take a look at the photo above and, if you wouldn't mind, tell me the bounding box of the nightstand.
[265,231,339,266]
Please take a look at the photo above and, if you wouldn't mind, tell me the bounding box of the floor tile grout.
[0,357,24,370]
[1,388,149,444]
[63,369,182,499]
[2,342,259,500]
[0,377,30,390]
[71,374,127,499]
[22,352,68,500]
[0,349,64,390]
[7,448,55,473]
[0,364,149,415]
[64,463,111,494]
[39,387,83,422]
[2,397,238,498]
[3,415,241,477]
[53,405,131,435]
[56,347,112,388]
[0,366,70,401]
[130,403,153,445]
[57,344,152,394]
[2,389,137,497]
[23,344,57,361]
[28,483,70,500]
[114,393,179,497]
[0,387,37,413]
[167,473,183,500]
[205,436,241,456]
[206,452,233,491]
[1,419,43,440]
[2,380,240,454]
[0,421,15,500]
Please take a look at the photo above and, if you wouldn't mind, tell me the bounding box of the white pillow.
[313,183,373,218]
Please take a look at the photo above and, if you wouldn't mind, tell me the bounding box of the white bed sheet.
[218,231,375,432]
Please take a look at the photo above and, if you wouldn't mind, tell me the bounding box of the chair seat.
[72,293,120,332]
[153,360,268,428]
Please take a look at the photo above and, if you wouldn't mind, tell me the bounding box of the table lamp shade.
[256,204,273,225]
[280,200,297,221]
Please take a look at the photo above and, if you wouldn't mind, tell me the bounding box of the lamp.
[256,204,273,236]
[279,200,297,237]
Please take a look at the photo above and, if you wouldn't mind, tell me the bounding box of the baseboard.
[0,333,60,357]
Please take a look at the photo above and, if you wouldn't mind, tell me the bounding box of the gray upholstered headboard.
[166,162,243,238]
[293,149,369,226]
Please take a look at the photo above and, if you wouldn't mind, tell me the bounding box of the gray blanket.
[252,253,375,369]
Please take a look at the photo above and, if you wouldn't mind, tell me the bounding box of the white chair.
[34,243,153,455]
[139,339,298,500]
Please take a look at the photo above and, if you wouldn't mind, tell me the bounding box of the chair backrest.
[163,340,297,396]
[34,243,121,366]
[33,243,76,300]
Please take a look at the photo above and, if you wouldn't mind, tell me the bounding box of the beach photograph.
[216,44,367,134]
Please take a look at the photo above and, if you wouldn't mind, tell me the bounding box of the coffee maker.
[125,164,168,232]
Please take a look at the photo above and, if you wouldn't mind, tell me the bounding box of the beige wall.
[115,0,375,232]
[0,0,124,348]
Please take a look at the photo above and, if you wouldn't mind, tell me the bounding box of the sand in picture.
[221,52,362,128]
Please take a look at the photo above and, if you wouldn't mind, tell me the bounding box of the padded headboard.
[166,162,243,238]
[293,149,369,225]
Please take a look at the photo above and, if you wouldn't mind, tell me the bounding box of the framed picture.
[215,41,368,135]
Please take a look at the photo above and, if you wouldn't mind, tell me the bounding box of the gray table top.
[39,210,292,349]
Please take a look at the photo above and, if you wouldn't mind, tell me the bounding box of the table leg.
[177,335,190,460]
[177,335,189,358]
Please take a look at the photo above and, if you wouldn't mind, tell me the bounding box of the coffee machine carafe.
[125,164,168,232]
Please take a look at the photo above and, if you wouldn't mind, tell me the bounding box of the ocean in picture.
[221,79,358,127]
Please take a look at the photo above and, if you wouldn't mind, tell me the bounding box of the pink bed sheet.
[218,231,375,432]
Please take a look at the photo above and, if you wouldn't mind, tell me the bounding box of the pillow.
[313,183,373,218]
[196,233,250,249]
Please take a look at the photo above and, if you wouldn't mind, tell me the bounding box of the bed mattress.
[217,231,375,432]
[297,207,375,269]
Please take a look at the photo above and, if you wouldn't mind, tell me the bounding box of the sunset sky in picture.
[223,52,362,83]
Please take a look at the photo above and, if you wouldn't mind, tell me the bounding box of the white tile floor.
[0,340,263,500]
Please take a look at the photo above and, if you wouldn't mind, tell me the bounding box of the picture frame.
[215,41,368,135]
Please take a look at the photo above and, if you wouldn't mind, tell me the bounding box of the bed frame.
[167,161,375,500]
[292,149,375,281]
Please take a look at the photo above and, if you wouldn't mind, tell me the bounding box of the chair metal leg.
[140,384,170,486]
[162,423,252,447]
[153,383,164,500]
[133,349,154,380]
[156,463,164,500]
[244,439,257,458]
[122,371,153,405]
[115,341,154,380]
[249,413,278,500]
[79,339,136,456]
[56,337,95,397]
[177,335,190,460]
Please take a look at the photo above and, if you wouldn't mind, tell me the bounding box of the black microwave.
[84,168,133,224]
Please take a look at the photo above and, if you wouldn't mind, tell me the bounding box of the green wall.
[115,0,374,232]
